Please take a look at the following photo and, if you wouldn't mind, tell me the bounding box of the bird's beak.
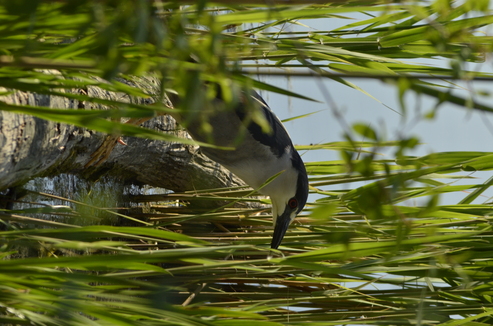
[270,208,292,249]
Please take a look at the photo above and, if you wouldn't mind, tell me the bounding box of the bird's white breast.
[226,145,297,199]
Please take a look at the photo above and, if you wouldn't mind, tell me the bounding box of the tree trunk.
[0,75,244,193]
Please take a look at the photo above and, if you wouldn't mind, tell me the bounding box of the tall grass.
[2,1,493,325]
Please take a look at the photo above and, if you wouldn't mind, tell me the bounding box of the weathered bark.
[0,75,244,193]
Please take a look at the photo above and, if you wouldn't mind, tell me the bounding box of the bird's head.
[269,152,308,249]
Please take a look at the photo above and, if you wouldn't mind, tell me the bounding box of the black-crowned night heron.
[183,90,309,249]
[86,85,308,248]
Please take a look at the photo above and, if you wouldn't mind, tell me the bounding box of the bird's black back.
[236,91,308,212]
[292,149,308,213]
[234,91,292,159]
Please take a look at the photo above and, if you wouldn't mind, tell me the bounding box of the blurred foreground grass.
[3,143,493,325]
[3,1,493,324]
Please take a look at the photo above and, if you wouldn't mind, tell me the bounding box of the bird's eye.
[288,197,298,209]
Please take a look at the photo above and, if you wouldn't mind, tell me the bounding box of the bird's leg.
[85,117,153,168]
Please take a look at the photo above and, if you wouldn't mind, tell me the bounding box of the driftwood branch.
[0,75,244,193]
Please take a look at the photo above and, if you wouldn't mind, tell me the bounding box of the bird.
[85,82,308,248]
[182,87,309,249]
